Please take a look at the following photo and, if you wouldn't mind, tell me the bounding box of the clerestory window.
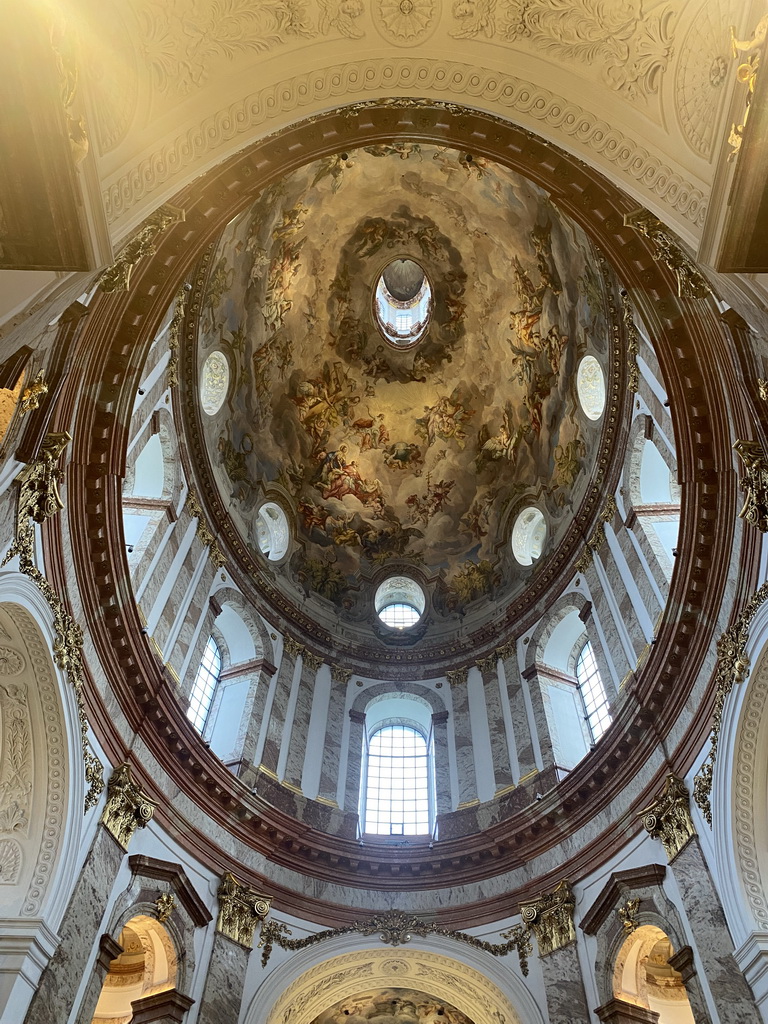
[187,636,222,733]
[362,724,432,836]
[575,639,611,742]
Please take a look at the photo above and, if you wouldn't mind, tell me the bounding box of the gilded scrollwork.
[216,872,272,948]
[621,291,641,394]
[166,286,188,388]
[19,370,49,415]
[185,489,228,569]
[520,880,576,957]
[618,896,640,933]
[99,204,185,293]
[733,440,768,533]
[1,433,104,812]
[155,891,176,923]
[640,773,696,861]
[694,580,768,824]
[101,762,156,850]
[623,209,712,300]
[258,907,532,975]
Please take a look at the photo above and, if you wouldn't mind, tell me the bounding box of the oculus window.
[511,506,546,565]
[375,576,425,630]
[255,501,290,561]
[362,724,432,835]
[374,258,432,348]
[576,639,611,742]
[187,636,222,732]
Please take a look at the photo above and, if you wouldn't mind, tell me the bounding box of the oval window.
[511,507,547,566]
[374,259,432,348]
[375,576,426,630]
[200,351,230,415]
[577,355,606,421]
[255,502,290,561]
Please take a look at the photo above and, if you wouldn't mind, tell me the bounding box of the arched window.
[362,724,432,836]
[187,636,221,732]
[576,639,611,742]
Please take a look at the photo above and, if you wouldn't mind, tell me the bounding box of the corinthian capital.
[216,872,272,948]
[101,763,156,850]
[520,880,576,956]
[640,773,696,861]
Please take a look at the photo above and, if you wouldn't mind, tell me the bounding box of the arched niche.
[92,914,178,1023]
[613,925,695,1024]
[248,944,544,1024]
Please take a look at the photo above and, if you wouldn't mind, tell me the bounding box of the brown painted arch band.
[52,99,757,925]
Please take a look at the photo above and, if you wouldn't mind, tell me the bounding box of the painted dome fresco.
[193,143,622,652]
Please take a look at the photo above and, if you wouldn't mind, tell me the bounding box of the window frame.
[575,638,612,743]
[359,720,435,838]
[187,635,222,734]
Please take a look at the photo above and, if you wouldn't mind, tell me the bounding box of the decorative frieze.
[99,204,185,293]
[733,439,768,532]
[694,580,768,823]
[520,880,576,956]
[101,763,156,850]
[216,872,272,949]
[623,209,712,300]
[640,774,696,861]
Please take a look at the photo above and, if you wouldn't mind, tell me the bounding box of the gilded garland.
[2,432,104,811]
[258,908,533,975]
[693,581,768,824]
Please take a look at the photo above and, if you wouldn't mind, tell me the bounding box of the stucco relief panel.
[674,0,740,159]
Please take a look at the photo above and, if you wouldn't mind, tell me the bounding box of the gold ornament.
[618,897,640,932]
[734,440,768,532]
[640,774,696,861]
[216,872,272,948]
[623,209,712,300]
[101,763,156,850]
[19,370,49,415]
[520,880,576,956]
[99,205,185,293]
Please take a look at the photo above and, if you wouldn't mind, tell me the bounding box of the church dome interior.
[2,3,768,1024]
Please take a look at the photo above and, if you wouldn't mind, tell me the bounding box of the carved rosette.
[101,763,156,850]
[216,872,272,948]
[374,0,436,45]
[640,774,696,861]
[520,880,576,956]
[733,439,768,532]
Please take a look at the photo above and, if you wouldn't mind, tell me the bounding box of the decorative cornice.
[258,908,532,976]
[99,204,185,292]
[520,880,576,956]
[623,208,712,299]
[216,872,272,948]
[694,580,768,824]
[101,762,156,850]
[733,440,768,533]
[103,68,707,231]
[640,773,695,861]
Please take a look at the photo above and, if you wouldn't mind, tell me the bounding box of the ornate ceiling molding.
[102,63,708,234]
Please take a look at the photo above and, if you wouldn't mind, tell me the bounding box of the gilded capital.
[331,666,352,685]
[475,654,498,678]
[520,880,576,956]
[640,773,696,861]
[216,872,272,948]
[283,636,304,661]
[734,439,768,532]
[303,651,323,673]
[446,667,468,688]
[101,762,156,850]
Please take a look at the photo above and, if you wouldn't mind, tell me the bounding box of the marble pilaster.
[317,667,352,804]
[448,669,479,807]
[195,934,250,1024]
[164,555,218,681]
[520,665,556,771]
[499,648,536,779]
[282,651,322,791]
[24,825,125,1024]
[227,663,276,784]
[579,550,633,685]
[670,837,760,1024]
[258,639,301,777]
[431,711,451,814]
[537,941,591,1024]
[344,709,366,813]
[73,933,124,1024]
[475,656,514,793]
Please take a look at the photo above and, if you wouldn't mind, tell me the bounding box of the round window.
[375,576,426,630]
[200,351,230,415]
[255,502,290,561]
[576,355,606,421]
[511,507,547,566]
[374,259,432,348]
